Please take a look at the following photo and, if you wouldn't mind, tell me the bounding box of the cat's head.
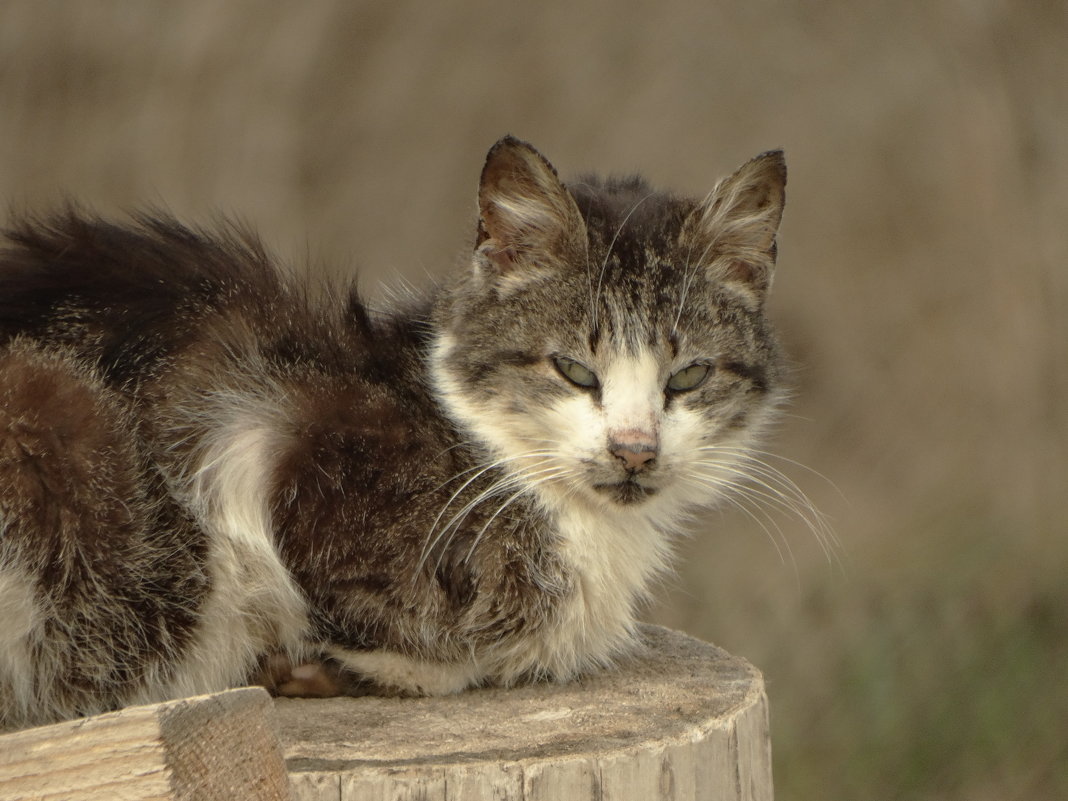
[431,136,787,523]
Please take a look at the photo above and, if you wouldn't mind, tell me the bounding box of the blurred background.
[2,1,1064,798]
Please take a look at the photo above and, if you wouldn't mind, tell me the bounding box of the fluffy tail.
[0,209,282,386]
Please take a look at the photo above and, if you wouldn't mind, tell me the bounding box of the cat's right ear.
[475,136,585,282]
[681,150,787,308]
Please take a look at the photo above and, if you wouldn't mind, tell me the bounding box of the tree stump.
[276,625,773,801]
[0,627,771,800]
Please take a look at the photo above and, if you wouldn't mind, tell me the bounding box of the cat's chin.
[591,479,658,506]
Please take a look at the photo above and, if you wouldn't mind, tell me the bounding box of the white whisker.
[415,453,566,577]
[677,472,800,586]
[673,228,711,336]
[592,191,656,333]
[462,469,570,564]
[685,446,839,564]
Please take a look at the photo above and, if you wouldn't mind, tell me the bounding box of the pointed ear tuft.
[681,150,787,304]
[476,136,585,277]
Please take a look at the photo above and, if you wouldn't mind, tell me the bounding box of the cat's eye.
[666,363,711,392]
[553,356,599,389]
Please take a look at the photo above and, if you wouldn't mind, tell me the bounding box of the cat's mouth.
[591,478,658,505]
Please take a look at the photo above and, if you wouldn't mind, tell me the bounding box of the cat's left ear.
[475,136,586,283]
[681,150,786,306]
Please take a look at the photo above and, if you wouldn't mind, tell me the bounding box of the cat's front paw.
[257,652,380,697]
[256,653,341,698]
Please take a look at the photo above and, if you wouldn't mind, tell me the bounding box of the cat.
[0,136,788,729]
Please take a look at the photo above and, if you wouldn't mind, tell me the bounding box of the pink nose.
[609,437,658,473]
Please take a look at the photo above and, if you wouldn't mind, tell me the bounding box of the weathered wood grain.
[0,627,771,800]
[0,687,291,801]
[275,625,773,801]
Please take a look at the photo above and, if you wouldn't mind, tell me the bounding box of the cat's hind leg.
[0,339,197,728]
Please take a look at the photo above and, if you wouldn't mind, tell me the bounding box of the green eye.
[553,356,599,389]
[667,363,711,392]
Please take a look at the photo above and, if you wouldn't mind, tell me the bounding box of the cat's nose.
[609,435,659,473]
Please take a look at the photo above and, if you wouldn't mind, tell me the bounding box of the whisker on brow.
[592,191,656,333]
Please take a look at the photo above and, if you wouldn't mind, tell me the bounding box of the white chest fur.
[537,497,674,675]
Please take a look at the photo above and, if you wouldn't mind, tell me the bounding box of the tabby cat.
[0,136,788,728]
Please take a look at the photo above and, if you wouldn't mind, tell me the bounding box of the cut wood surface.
[0,627,771,801]
[275,625,773,801]
[0,687,291,801]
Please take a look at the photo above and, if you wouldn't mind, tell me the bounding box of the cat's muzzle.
[592,476,659,505]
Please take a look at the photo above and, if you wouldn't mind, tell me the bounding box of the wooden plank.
[0,687,291,801]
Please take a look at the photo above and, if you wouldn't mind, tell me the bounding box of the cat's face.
[432,137,786,521]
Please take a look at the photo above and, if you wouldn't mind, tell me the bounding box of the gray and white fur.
[0,136,789,729]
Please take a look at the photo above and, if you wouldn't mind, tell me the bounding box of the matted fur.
[0,137,788,728]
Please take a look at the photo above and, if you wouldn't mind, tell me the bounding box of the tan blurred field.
[2,2,1065,798]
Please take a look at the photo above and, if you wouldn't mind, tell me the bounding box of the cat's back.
[0,210,385,385]
[0,208,449,526]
